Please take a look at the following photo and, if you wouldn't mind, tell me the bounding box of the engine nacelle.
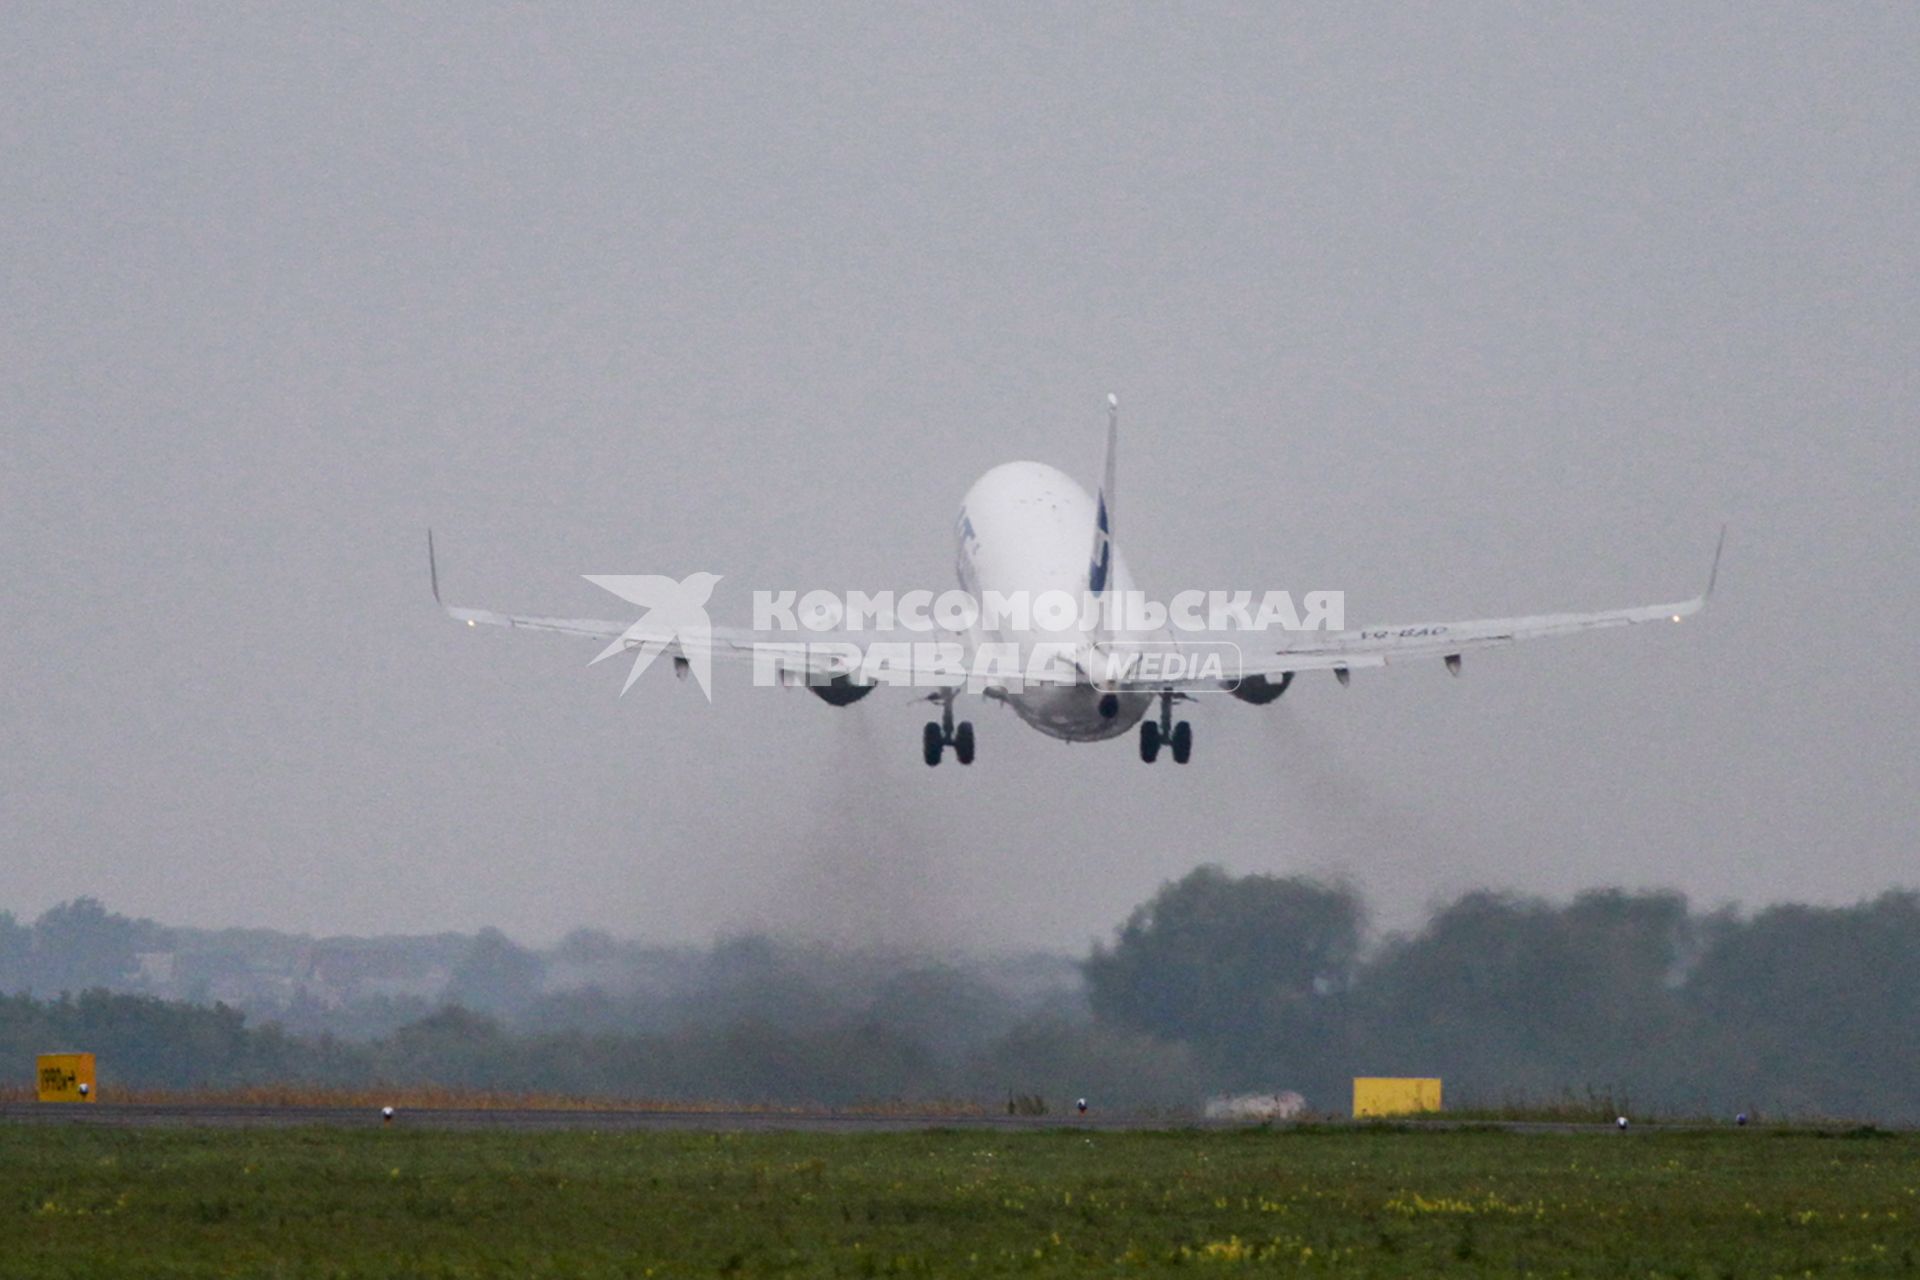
[1229,671,1293,705]
[807,673,876,706]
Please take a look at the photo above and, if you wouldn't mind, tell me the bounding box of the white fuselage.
[954,461,1163,742]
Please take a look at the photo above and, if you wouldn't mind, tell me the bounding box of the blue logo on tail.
[1088,494,1111,595]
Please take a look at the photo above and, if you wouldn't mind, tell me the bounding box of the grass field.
[2,1123,1917,1276]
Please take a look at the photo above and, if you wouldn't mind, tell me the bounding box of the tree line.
[3,872,1917,1120]
[1088,868,1920,1120]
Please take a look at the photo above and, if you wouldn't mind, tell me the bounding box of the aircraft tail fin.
[1087,394,1118,627]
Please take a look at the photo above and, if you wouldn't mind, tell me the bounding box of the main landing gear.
[1140,691,1192,764]
[923,692,974,767]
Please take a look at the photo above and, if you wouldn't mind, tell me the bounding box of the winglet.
[427,529,443,606]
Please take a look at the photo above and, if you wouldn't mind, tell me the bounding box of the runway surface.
[0,1103,1789,1135]
[0,1103,1224,1133]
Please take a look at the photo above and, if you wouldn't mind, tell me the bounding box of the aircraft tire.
[1171,720,1193,764]
[923,722,943,767]
[1139,720,1161,763]
[954,721,975,765]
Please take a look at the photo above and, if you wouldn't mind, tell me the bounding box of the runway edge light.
[1352,1077,1441,1118]
[37,1053,97,1103]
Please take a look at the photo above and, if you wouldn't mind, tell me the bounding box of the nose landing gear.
[923,691,975,766]
[1139,691,1192,764]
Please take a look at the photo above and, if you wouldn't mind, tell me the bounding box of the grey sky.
[2,4,1915,952]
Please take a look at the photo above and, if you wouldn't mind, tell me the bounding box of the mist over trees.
[1,874,1917,1120]
[1086,867,1360,1102]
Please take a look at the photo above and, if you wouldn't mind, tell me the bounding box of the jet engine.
[1229,671,1293,705]
[808,673,876,706]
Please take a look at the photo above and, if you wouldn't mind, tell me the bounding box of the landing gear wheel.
[1170,720,1193,765]
[1139,720,1161,763]
[922,722,943,767]
[953,721,975,765]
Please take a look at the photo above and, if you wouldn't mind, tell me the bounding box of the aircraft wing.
[1097,529,1724,694]
[427,534,969,687]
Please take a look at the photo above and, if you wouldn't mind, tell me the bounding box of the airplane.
[430,396,1720,766]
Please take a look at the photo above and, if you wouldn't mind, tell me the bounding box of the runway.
[0,1102,1220,1133]
[0,1102,1793,1135]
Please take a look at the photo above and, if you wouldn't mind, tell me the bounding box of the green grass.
[1,1123,1917,1276]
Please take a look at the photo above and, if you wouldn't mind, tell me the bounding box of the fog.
[9,880,1918,1120]
[2,6,1915,949]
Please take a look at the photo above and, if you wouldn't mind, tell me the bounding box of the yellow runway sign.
[1352,1076,1441,1117]
[37,1053,96,1102]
